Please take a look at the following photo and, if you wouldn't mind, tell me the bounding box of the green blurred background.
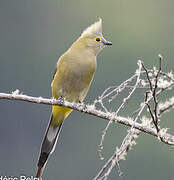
[1,0,174,179]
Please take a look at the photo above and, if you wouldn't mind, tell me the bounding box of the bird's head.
[76,18,112,55]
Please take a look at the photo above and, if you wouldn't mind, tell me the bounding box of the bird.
[35,18,112,178]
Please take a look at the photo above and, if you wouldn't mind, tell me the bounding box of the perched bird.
[35,18,112,178]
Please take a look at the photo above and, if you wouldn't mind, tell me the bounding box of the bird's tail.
[35,113,63,178]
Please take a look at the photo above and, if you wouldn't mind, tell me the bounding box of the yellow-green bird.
[35,18,112,178]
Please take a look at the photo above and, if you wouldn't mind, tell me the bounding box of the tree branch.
[0,92,174,146]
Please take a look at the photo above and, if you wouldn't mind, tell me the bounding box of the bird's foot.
[58,96,64,104]
[78,101,87,111]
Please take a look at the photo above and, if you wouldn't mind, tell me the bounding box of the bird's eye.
[95,37,101,42]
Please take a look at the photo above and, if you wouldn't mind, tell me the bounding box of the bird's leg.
[78,100,87,111]
[58,96,64,105]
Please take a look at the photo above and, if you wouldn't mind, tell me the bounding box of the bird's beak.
[102,38,112,46]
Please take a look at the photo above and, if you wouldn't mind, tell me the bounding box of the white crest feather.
[81,18,102,37]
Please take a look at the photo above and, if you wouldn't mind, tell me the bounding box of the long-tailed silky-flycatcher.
[35,18,112,178]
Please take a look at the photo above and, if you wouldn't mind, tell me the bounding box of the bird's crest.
[81,18,102,37]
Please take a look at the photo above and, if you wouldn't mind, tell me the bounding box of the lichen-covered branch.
[0,91,174,146]
[93,129,140,180]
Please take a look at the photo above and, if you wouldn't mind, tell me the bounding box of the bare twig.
[141,56,162,133]
[152,55,162,132]
[115,60,142,115]
[97,61,143,160]
[141,63,153,91]
[93,129,140,180]
[99,74,137,102]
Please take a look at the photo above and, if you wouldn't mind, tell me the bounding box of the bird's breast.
[52,54,96,102]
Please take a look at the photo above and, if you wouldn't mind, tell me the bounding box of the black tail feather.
[35,114,63,178]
